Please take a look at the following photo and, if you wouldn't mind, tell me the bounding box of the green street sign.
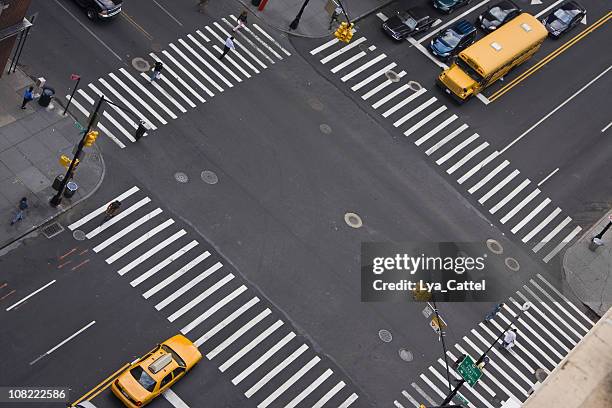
[74,121,86,132]
[457,355,482,386]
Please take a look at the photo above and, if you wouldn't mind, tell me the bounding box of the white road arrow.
[531,0,542,4]
[432,19,443,27]
[581,15,587,24]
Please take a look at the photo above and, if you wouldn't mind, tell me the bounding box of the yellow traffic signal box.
[84,130,99,147]
[59,155,80,169]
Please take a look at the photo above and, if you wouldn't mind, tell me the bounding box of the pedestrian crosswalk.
[392,276,594,408]
[66,17,291,149]
[67,186,360,408]
[309,36,582,264]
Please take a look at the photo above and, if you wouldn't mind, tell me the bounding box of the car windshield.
[456,58,483,82]
[130,366,156,392]
[162,345,186,368]
[489,6,511,21]
[398,12,417,29]
[553,9,574,24]
[439,29,462,47]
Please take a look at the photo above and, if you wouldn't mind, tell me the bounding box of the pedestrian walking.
[150,61,163,83]
[499,328,517,351]
[100,200,121,225]
[21,86,34,109]
[233,10,248,31]
[10,197,29,225]
[483,302,505,323]
[218,36,235,60]
[328,7,342,30]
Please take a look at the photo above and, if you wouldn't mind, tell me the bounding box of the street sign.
[430,316,447,333]
[422,305,433,318]
[73,121,86,132]
[457,355,482,386]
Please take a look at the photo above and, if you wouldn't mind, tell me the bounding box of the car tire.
[86,8,97,20]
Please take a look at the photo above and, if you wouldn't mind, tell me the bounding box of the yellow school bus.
[437,13,548,102]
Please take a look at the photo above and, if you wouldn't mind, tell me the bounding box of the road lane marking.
[488,318,549,373]
[154,260,222,309]
[341,54,386,82]
[478,168,520,204]
[94,208,163,252]
[142,251,210,298]
[436,132,478,165]
[194,297,260,346]
[139,72,188,113]
[419,372,447,400]
[66,97,126,148]
[52,0,122,61]
[534,0,565,18]
[117,230,186,276]
[380,87,426,114]
[105,74,160,128]
[313,382,346,408]
[428,366,478,408]
[213,21,267,69]
[285,368,333,408]
[181,286,247,334]
[206,309,272,359]
[105,218,175,263]
[408,37,447,69]
[490,13,612,103]
[252,23,292,56]
[404,106,447,136]
[332,51,366,73]
[89,83,138,129]
[501,189,540,224]
[457,151,498,184]
[120,12,153,41]
[119,68,177,118]
[522,286,581,341]
[226,17,277,63]
[219,320,284,371]
[76,88,136,141]
[163,389,190,408]
[71,362,130,406]
[310,38,340,55]
[411,382,436,406]
[446,142,488,174]
[86,197,151,239]
[168,274,234,322]
[529,279,589,332]
[187,34,242,82]
[150,52,207,103]
[542,226,582,263]
[536,274,594,326]
[511,198,550,233]
[393,97,437,126]
[468,160,509,194]
[71,259,90,271]
[425,124,469,153]
[602,121,612,132]
[376,12,388,22]
[532,216,571,253]
[153,0,183,26]
[258,356,320,408]
[59,248,77,260]
[30,320,95,365]
[173,40,229,90]
[338,392,360,408]
[418,0,492,44]
[245,343,308,397]
[478,324,536,376]
[515,292,574,350]
[417,117,461,147]
[204,26,259,74]
[352,62,396,91]
[522,206,561,242]
[321,37,366,64]
[490,179,531,214]
[400,390,421,408]
[232,332,296,385]
[537,167,560,186]
[163,47,216,96]
[362,70,406,100]
[6,280,56,311]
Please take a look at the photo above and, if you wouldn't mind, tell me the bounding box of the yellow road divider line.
[120,12,154,41]
[70,362,130,406]
[489,11,611,102]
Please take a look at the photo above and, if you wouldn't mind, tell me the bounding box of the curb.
[0,105,107,251]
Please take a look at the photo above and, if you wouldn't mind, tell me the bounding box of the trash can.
[251,0,261,6]
[38,86,55,107]
[52,174,64,191]
[64,181,78,198]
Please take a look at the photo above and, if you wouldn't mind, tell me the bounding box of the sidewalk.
[0,65,104,249]
[236,0,394,38]
[563,212,612,316]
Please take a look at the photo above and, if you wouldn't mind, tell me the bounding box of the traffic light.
[84,130,99,147]
[334,22,354,43]
[59,155,80,169]
[344,23,354,43]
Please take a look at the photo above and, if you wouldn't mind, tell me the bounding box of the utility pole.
[50,95,104,207]
[64,74,81,116]
[289,0,310,30]
[440,303,531,405]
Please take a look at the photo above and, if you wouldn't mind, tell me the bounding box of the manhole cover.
[385,70,400,83]
[42,222,64,238]
[344,212,363,228]
[505,257,520,271]
[307,97,324,111]
[132,57,150,72]
[398,348,413,361]
[378,329,392,343]
[151,43,163,53]
[73,230,86,241]
[319,124,332,134]
[174,172,189,183]
[486,239,504,254]
[407,81,422,92]
[535,368,548,382]
[201,170,218,184]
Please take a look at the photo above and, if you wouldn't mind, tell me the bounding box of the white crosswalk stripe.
[309,33,582,263]
[142,251,211,299]
[66,96,126,148]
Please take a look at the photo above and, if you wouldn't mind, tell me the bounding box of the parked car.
[382,8,436,40]
[111,335,202,407]
[541,1,586,38]
[477,0,522,32]
[432,0,472,14]
[72,0,123,20]
[429,19,477,61]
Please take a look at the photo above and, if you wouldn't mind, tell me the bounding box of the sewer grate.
[320,124,332,134]
[385,70,400,82]
[41,222,64,239]
[132,57,150,72]
[174,172,189,183]
[378,329,393,343]
[73,230,86,241]
[201,170,218,185]
[399,348,413,362]
[344,212,363,228]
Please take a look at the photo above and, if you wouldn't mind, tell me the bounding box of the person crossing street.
[483,302,505,323]
[233,10,248,31]
[100,200,122,225]
[218,36,235,60]
[150,61,163,83]
[499,328,518,351]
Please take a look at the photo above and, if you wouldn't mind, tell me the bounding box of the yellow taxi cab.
[111,334,202,407]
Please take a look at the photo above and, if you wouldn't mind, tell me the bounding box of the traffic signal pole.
[50,95,104,207]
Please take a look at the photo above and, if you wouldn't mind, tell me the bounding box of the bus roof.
[459,13,548,77]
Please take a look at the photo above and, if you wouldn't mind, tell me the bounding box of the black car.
[73,0,123,20]
[432,0,471,14]
[477,0,522,32]
[542,1,586,38]
[382,8,436,41]
[429,19,477,61]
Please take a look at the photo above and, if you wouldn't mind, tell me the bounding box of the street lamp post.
[289,0,310,30]
[440,302,531,405]
[50,95,104,207]
[63,74,81,116]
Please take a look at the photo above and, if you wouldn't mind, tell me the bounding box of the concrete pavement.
[236,0,394,38]
[564,212,612,316]
[0,65,104,249]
